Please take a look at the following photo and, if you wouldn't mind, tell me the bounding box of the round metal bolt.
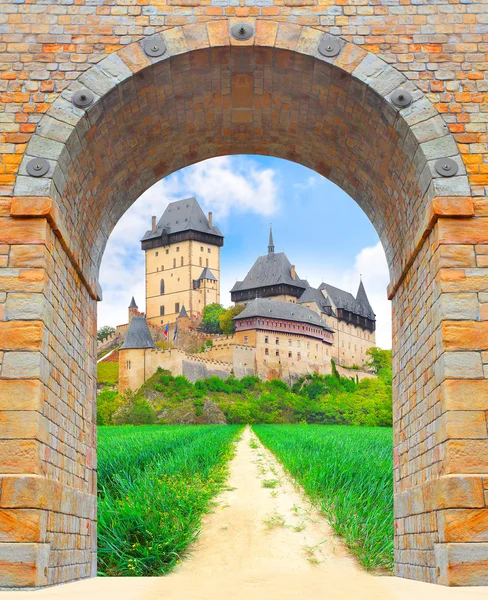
[231,23,254,41]
[72,88,95,108]
[391,88,413,108]
[143,36,166,57]
[318,35,341,58]
[434,157,458,178]
[26,157,50,178]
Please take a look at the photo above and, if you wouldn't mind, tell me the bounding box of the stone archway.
[0,18,487,589]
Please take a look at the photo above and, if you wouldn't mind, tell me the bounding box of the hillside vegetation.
[98,348,392,427]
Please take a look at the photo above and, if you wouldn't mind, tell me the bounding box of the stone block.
[0,321,44,351]
[436,543,488,586]
[442,321,488,351]
[438,509,488,543]
[0,509,47,543]
[0,543,49,587]
[436,351,483,380]
[0,440,41,474]
[5,294,51,323]
[441,379,488,411]
[0,380,44,411]
[445,440,488,474]
[1,351,49,380]
[437,294,479,321]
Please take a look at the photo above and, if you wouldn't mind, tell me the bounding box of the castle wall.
[301,301,376,367]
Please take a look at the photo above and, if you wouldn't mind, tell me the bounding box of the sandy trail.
[3,426,488,600]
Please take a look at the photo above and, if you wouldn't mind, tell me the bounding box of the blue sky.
[98,155,392,349]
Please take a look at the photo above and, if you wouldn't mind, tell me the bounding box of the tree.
[97,325,115,342]
[365,347,392,381]
[201,303,226,334]
[219,304,245,335]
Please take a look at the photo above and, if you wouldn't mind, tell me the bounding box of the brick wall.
[0,2,487,588]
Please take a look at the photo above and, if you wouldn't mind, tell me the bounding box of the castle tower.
[128,296,138,323]
[141,197,224,327]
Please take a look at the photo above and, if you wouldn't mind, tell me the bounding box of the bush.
[114,390,156,425]
[97,387,121,425]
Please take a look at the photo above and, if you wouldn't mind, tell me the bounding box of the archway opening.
[11,28,473,587]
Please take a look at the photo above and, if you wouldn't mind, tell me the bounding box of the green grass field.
[253,424,393,572]
[98,425,241,576]
[97,361,119,385]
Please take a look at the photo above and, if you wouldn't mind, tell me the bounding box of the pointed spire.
[178,304,189,318]
[356,279,373,316]
[129,296,137,309]
[268,224,275,254]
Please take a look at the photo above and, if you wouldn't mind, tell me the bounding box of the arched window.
[160,279,165,294]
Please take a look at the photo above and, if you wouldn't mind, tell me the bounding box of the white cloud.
[97,156,279,328]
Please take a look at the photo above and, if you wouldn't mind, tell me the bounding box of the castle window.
[176,247,180,252]
[126,361,131,370]
[208,248,211,253]
[288,340,292,346]
[288,351,292,358]
[265,336,269,344]
[160,279,165,294]
[160,305,165,316]
[181,257,184,266]
[156,252,159,257]
[275,338,279,345]
[244,336,248,345]
[166,249,169,255]
[199,257,202,266]
[206,258,209,267]
[173,258,176,268]
[265,348,269,355]
[297,340,300,348]
[201,246,204,252]
[175,302,180,313]
[161,265,164,270]
[276,350,279,357]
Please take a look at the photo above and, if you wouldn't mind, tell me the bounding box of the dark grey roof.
[121,317,156,350]
[230,252,308,293]
[356,280,375,319]
[197,267,217,281]
[141,197,223,242]
[298,287,332,312]
[319,282,375,320]
[178,305,189,318]
[129,296,137,308]
[234,298,334,332]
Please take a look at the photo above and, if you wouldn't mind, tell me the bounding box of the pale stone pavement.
[2,427,488,600]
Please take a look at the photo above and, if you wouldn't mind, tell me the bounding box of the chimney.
[151,216,156,232]
[208,211,213,227]
[291,265,296,280]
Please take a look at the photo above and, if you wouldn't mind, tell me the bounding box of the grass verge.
[97,361,119,385]
[98,424,241,576]
[253,424,393,572]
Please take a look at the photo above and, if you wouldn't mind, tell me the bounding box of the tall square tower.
[141,197,224,326]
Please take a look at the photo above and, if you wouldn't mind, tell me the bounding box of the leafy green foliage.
[113,390,156,425]
[98,425,241,576]
[219,304,245,334]
[97,361,119,385]
[201,303,226,333]
[253,424,393,572]
[97,387,121,425]
[365,347,392,381]
[130,367,392,426]
[98,325,115,342]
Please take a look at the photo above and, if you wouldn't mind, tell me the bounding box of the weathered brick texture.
[0,0,487,589]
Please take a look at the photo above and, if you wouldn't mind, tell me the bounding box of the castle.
[117,197,376,392]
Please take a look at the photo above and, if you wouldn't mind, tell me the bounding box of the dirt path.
[3,426,488,600]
